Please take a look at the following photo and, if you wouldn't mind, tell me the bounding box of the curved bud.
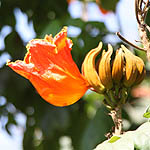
[121,45,138,87]
[82,42,105,93]
[99,44,113,89]
[95,50,106,72]
[134,56,146,85]
[112,48,124,83]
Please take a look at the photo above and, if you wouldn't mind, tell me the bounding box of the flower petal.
[7,60,36,79]
[54,26,72,53]
[8,60,88,106]
[26,28,81,78]
[32,72,88,106]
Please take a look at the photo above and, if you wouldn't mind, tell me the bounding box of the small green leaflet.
[108,136,121,143]
[143,106,150,118]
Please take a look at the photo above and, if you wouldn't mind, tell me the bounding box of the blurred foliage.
[100,0,119,12]
[0,0,149,150]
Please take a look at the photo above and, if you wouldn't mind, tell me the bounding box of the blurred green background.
[0,0,150,150]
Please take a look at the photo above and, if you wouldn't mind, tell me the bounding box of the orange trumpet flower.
[96,0,109,15]
[7,27,89,107]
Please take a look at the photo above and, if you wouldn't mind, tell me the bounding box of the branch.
[135,0,150,61]
[135,0,141,24]
[143,0,149,20]
[116,32,147,52]
[110,108,122,135]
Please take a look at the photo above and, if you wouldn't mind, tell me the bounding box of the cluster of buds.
[82,42,145,109]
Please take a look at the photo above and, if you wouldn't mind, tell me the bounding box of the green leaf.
[143,112,150,118]
[100,0,120,12]
[108,136,121,143]
[4,30,25,60]
[143,106,150,118]
[23,126,35,150]
[66,18,85,28]
[145,10,150,27]
[40,19,62,38]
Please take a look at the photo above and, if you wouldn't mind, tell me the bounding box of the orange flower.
[7,27,89,107]
[96,0,109,15]
[98,6,109,15]
[67,0,76,4]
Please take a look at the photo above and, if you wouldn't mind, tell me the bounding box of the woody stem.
[110,107,123,135]
[135,0,150,61]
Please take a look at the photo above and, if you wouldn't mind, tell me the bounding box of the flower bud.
[134,55,146,85]
[121,45,146,87]
[82,42,145,106]
[112,48,124,84]
[121,45,138,87]
[82,42,105,93]
[98,44,113,89]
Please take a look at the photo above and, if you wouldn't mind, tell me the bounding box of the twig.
[135,0,141,24]
[139,0,143,10]
[116,32,147,52]
[145,23,150,33]
[143,0,149,19]
[135,40,142,43]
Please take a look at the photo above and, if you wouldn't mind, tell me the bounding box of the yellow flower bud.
[121,45,138,87]
[112,48,124,83]
[134,55,146,85]
[82,42,105,93]
[98,44,113,89]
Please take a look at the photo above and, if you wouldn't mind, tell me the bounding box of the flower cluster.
[82,42,145,91]
[7,27,145,108]
[82,42,145,108]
